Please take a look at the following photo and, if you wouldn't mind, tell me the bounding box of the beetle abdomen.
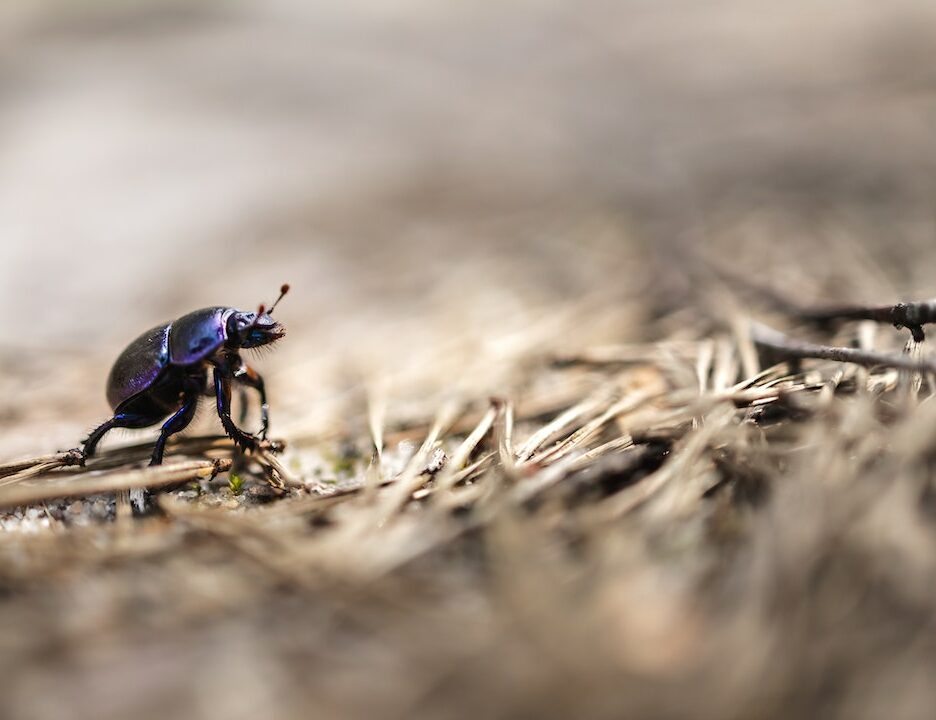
[106,323,171,411]
[169,307,232,366]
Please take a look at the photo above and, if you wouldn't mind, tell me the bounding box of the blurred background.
[3,0,936,438]
[3,1,936,718]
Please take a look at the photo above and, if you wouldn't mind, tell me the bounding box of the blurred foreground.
[2,1,936,719]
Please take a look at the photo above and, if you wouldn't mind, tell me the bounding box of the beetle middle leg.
[235,364,270,439]
[237,387,251,426]
[150,388,201,466]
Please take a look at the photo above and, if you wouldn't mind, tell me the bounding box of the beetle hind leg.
[81,412,158,460]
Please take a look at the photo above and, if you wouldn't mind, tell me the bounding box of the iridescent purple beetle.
[81,285,289,466]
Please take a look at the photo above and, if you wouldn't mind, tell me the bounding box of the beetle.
[81,284,290,466]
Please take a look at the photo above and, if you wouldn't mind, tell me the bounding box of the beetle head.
[227,284,289,349]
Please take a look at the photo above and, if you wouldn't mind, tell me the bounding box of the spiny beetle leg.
[149,389,201,466]
[236,363,269,439]
[214,367,259,452]
[82,412,157,460]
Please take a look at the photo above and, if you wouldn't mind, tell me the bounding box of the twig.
[0,449,84,480]
[750,322,936,375]
[717,269,936,342]
[254,447,303,490]
[0,459,231,510]
[786,300,935,343]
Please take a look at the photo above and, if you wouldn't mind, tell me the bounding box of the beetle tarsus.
[60,448,87,467]
[264,439,286,453]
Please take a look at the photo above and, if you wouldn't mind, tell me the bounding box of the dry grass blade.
[379,377,594,447]
[495,398,516,476]
[367,381,388,466]
[553,341,697,367]
[528,389,658,466]
[711,337,739,391]
[516,389,613,463]
[375,400,463,523]
[422,453,494,503]
[434,403,498,493]
[594,407,733,520]
[732,315,760,380]
[696,339,715,394]
[566,435,635,471]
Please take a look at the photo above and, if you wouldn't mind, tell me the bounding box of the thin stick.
[750,322,936,375]
[0,449,84,479]
[254,447,303,489]
[718,268,936,342]
[787,301,936,343]
[0,459,231,510]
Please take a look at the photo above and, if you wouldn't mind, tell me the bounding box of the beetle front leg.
[236,364,270,439]
[214,367,258,452]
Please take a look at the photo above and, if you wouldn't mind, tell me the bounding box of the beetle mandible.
[81,284,290,466]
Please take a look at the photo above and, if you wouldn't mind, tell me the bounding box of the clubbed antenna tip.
[269,284,290,315]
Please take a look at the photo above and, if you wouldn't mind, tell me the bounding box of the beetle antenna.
[243,283,288,332]
[268,283,290,315]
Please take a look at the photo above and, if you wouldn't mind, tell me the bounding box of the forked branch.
[716,267,936,341]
